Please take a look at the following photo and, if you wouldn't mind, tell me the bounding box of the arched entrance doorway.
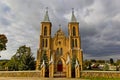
[54,59,66,77]
[57,60,63,72]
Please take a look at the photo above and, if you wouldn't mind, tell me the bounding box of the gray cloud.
[0,0,120,60]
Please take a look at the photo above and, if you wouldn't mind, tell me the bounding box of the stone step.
[54,72,66,78]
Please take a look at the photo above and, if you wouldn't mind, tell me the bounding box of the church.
[36,8,83,78]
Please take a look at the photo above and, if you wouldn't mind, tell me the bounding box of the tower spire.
[71,8,77,22]
[43,7,50,22]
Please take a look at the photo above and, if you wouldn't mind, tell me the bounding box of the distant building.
[108,64,117,71]
[36,9,83,78]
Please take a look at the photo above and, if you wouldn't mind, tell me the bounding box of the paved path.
[0,77,89,80]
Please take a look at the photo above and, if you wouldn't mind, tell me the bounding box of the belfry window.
[45,39,48,47]
[73,26,76,36]
[44,26,47,36]
[75,39,77,47]
[72,39,74,48]
[42,39,44,47]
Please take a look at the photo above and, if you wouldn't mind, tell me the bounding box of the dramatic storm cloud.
[0,0,120,60]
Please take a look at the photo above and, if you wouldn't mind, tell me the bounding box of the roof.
[43,8,50,22]
[71,8,77,22]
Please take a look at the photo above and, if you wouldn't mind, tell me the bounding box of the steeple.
[43,7,50,22]
[71,8,77,22]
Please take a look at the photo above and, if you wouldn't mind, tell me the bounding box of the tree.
[7,45,35,71]
[0,34,8,57]
[40,50,49,77]
[71,56,76,70]
[116,59,120,66]
[96,60,105,64]
[7,55,19,71]
[110,58,114,64]
[91,59,96,63]
[40,50,49,68]
[83,60,92,70]
[71,56,76,78]
[103,64,109,71]
[0,34,8,51]
[0,60,9,71]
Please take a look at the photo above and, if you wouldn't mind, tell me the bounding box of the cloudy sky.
[0,0,120,60]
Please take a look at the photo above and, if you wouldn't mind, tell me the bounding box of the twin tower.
[36,8,83,78]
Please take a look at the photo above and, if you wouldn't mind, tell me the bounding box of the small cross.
[46,7,48,12]
[59,24,61,29]
[72,8,74,13]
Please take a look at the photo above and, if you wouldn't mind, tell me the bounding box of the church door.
[57,60,63,72]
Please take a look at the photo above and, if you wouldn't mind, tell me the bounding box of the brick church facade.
[36,9,83,78]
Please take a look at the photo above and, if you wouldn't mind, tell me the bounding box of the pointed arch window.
[42,39,44,47]
[72,39,74,48]
[57,48,59,54]
[60,48,63,54]
[44,26,47,36]
[45,39,48,47]
[73,26,76,36]
[75,39,77,47]
[56,48,63,55]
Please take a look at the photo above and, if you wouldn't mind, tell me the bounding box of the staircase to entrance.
[54,72,66,78]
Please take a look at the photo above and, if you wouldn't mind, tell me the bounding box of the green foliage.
[71,56,77,78]
[40,50,49,69]
[116,59,120,66]
[71,56,76,70]
[90,59,96,63]
[7,56,19,71]
[0,60,9,71]
[7,45,35,71]
[40,50,49,77]
[96,60,105,64]
[110,58,114,64]
[103,64,109,71]
[0,34,8,51]
[83,60,92,70]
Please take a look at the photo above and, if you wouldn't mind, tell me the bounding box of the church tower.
[40,8,52,51]
[68,9,83,70]
[36,8,52,70]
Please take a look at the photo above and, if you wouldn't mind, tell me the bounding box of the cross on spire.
[59,24,61,28]
[72,8,74,14]
[46,7,48,13]
[59,24,62,30]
